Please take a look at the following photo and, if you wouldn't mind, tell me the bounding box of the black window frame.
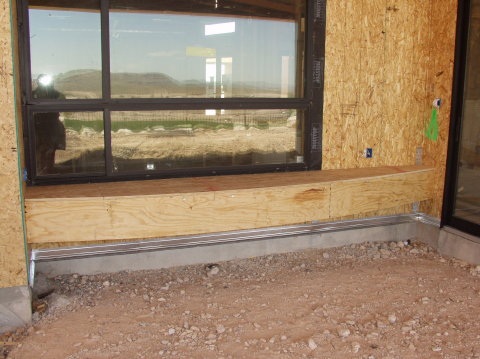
[442,0,480,237]
[17,0,326,185]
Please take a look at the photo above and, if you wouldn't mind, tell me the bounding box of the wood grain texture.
[0,0,27,288]
[330,170,433,217]
[25,166,433,244]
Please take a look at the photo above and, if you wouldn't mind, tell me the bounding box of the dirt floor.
[2,240,480,359]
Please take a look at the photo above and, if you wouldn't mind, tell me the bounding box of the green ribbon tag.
[425,107,439,141]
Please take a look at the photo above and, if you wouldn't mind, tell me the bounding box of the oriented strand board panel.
[322,0,457,218]
[0,0,27,288]
[25,166,433,244]
[421,0,458,217]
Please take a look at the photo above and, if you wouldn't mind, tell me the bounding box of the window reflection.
[111,110,303,172]
[34,111,105,175]
[453,0,480,225]
[29,3,102,99]
[109,0,304,98]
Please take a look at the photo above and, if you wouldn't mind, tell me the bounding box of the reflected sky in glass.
[29,8,300,99]
[29,9,102,98]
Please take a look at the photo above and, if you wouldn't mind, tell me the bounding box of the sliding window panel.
[28,1,102,99]
[33,111,105,175]
[453,0,480,225]
[110,109,304,173]
[109,0,305,99]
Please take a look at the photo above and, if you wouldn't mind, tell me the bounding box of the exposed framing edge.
[28,212,440,287]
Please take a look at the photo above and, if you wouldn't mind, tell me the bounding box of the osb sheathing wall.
[0,0,27,288]
[0,0,459,280]
[323,0,458,217]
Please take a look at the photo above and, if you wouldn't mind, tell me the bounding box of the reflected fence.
[62,110,296,133]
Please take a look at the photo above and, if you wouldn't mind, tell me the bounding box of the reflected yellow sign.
[186,46,216,57]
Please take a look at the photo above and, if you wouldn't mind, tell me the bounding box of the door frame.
[442,0,480,238]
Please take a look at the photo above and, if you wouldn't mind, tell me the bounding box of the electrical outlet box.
[364,148,373,158]
[416,147,423,165]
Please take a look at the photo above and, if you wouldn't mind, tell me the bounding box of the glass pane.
[34,111,105,175]
[109,0,305,98]
[111,109,304,173]
[453,0,480,225]
[29,1,102,99]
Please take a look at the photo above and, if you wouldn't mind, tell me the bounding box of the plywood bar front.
[25,166,434,244]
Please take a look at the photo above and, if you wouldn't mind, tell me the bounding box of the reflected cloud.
[205,22,235,36]
[148,50,182,57]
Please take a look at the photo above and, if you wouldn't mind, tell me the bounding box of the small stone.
[338,328,351,338]
[168,328,176,335]
[323,253,330,259]
[308,338,317,350]
[207,334,217,340]
[102,281,110,287]
[388,314,397,324]
[207,265,220,277]
[281,335,287,341]
[32,274,55,298]
[408,343,416,351]
[216,324,226,334]
[352,342,361,353]
[47,293,71,311]
[380,249,391,256]
[432,346,442,352]
[377,321,387,328]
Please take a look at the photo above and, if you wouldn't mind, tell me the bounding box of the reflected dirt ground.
[53,111,300,174]
[455,166,480,225]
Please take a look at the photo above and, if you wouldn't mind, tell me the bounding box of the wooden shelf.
[25,166,434,244]
[27,166,426,200]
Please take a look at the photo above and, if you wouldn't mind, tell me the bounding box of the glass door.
[444,0,480,237]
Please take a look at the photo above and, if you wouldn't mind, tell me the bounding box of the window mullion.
[101,0,111,102]
[101,0,112,175]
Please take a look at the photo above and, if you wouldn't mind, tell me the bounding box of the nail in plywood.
[0,0,27,288]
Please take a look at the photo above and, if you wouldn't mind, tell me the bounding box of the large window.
[19,0,326,184]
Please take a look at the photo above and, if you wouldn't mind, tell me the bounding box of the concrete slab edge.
[0,286,31,334]
[36,222,417,277]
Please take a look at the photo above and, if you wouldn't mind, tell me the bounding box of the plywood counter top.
[25,165,431,200]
